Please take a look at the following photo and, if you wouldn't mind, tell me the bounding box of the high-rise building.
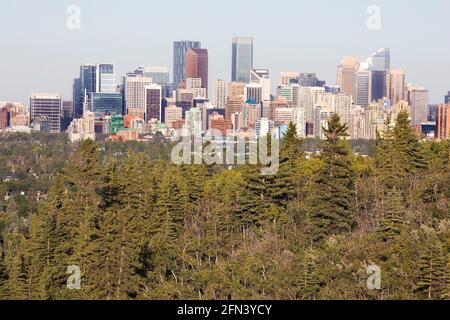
[91,92,123,116]
[445,91,450,104]
[389,69,406,106]
[280,72,300,86]
[173,41,201,90]
[337,56,360,102]
[299,73,325,87]
[356,68,372,107]
[124,75,153,121]
[436,104,450,140]
[97,64,116,93]
[367,48,390,101]
[80,64,97,114]
[408,86,429,126]
[73,78,82,118]
[30,93,62,133]
[245,83,263,105]
[145,84,162,122]
[250,69,271,101]
[185,48,209,97]
[165,105,183,128]
[232,37,254,83]
[215,80,229,109]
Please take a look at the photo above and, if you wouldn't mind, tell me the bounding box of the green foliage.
[0,113,449,300]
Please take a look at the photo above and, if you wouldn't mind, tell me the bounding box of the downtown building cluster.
[2,40,450,142]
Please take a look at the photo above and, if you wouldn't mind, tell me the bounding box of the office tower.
[356,68,372,107]
[250,69,271,101]
[337,56,360,102]
[408,86,429,126]
[436,104,450,140]
[165,105,183,128]
[232,37,254,83]
[229,82,246,97]
[61,101,74,132]
[80,64,97,114]
[185,48,209,97]
[299,86,326,124]
[215,80,229,109]
[299,73,325,87]
[145,84,162,122]
[280,72,300,86]
[124,75,153,121]
[91,92,123,116]
[226,96,245,121]
[73,78,82,118]
[445,91,450,104]
[30,93,62,133]
[140,66,170,84]
[389,69,406,106]
[97,64,116,93]
[367,48,390,101]
[245,83,263,104]
[173,40,201,90]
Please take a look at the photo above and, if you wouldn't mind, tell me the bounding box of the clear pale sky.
[1,0,449,104]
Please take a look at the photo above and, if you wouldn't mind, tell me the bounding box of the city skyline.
[1,0,450,104]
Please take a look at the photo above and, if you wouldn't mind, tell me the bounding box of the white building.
[68,111,96,142]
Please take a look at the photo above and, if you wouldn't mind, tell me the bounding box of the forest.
[0,111,448,300]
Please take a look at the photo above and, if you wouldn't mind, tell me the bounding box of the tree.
[308,114,356,242]
[270,122,303,206]
[415,226,447,300]
[377,188,409,241]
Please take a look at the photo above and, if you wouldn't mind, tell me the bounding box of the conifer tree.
[270,122,303,206]
[308,114,355,242]
[1,233,28,300]
[416,227,447,300]
[377,188,409,241]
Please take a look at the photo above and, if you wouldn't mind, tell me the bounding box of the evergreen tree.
[377,188,409,241]
[416,227,447,300]
[308,114,355,242]
[270,122,303,206]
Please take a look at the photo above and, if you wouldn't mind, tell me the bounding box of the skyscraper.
[215,79,229,109]
[232,37,254,83]
[355,68,372,107]
[96,64,116,93]
[30,93,61,133]
[408,86,429,126]
[124,75,153,121]
[145,84,162,122]
[337,56,360,102]
[250,69,271,101]
[173,41,201,90]
[436,104,450,140]
[185,48,209,97]
[367,48,390,102]
[389,69,406,106]
[445,91,450,104]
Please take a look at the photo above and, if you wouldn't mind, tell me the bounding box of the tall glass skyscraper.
[97,64,116,93]
[232,37,254,83]
[367,48,390,101]
[173,41,201,90]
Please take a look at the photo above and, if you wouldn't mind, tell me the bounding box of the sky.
[0,0,449,104]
